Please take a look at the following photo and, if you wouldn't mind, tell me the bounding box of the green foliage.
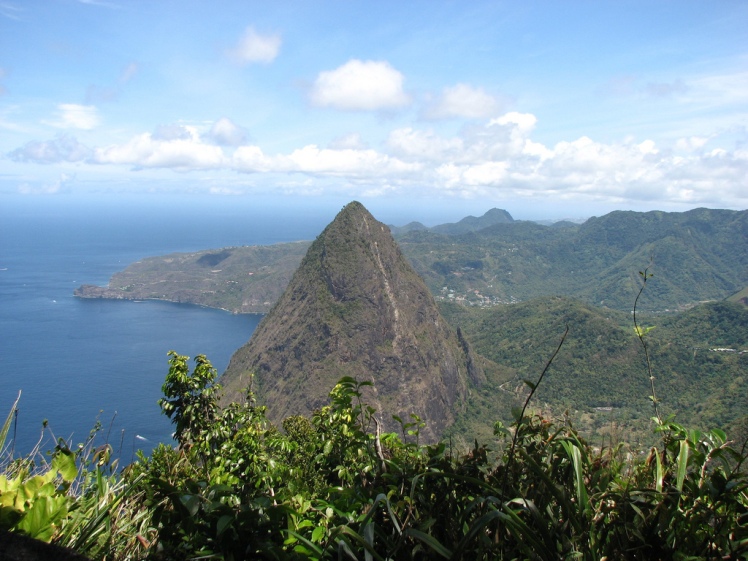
[3,361,747,559]
[440,295,748,445]
[0,447,76,541]
[120,361,748,559]
[159,351,221,448]
[0,410,153,560]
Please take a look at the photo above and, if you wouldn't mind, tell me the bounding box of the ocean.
[0,195,336,461]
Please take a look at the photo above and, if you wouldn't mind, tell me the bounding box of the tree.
[158,351,220,447]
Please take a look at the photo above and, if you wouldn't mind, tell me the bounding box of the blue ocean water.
[0,195,334,461]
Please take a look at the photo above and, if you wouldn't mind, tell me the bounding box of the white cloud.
[10,111,747,208]
[387,128,462,161]
[93,131,226,170]
[0,3,23,21]
[210,117,248,146]
[424,83,502,119]
[208,186,244,195]
[45,104,100,130]
[675,136,710,152]
[309,59,410,111]
[328,132,367,150]
[152,124,193,141]
[17,173,74,195]
[232,143,420,178]
[229,26,281,64]
[8,134,90,163]
[419,113,747,207]
[281,145,420,177]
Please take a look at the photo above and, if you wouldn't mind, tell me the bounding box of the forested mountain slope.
[441,298,748,444]
[400,207,748,311]
[76,207,748,313]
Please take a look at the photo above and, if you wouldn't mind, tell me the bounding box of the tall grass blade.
[0,391,21,452]
[562,440,589,514]
[403,528,452,559]
[676,439,689,493]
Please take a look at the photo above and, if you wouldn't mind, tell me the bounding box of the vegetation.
[76,207,748,314]
[439,296,748,447]
[75,241,311,314]
[18,201,748,557]
[2,345,747,559]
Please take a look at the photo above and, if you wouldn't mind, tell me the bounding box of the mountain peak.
[221,201,483,442]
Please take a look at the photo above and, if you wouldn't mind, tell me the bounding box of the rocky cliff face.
[221,201,484,442]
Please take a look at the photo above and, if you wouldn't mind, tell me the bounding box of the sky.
[1,0,747,222]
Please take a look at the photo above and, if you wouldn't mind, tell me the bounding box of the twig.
[501,325,569,500]
[633,267,662,425]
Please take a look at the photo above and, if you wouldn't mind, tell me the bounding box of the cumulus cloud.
[17,173,75,195]
[423,83,502,119]
[425,115,747,207]
[675,136,710,152]
[310,59,410,111]
[232,144,420,178]
[44,104,100,130]
[387,128,463,161]
[229,26,281,64]
[93,130,226,170]
[210,117,248,146]
[8,134,91,163]
[281,145,420,177]
[10,111,746,207]
[152,124,193,141]
[328,132,368,150]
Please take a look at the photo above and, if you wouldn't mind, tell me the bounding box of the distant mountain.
[220,202,487,442]
[399,207,748,311]
[388,208,514,237]
[387,221,429,236]
[76,207,748,313]
[431,208,514,235]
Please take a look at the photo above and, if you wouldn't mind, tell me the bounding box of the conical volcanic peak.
[221,201,483,442]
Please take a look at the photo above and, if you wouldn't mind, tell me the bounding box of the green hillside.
[441,298,748,445]
[76,207,748,314]
[398,207,748,311]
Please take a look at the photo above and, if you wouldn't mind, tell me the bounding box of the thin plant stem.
[632,267,662,425]
[501,325,569,500]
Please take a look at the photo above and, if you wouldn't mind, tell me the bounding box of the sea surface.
[0,195,334,461]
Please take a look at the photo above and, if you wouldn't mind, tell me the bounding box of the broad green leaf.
[216,514,233,537]
[52,451,78,483]
[311,525,326,543]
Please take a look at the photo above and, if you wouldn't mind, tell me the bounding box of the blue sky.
[1,0,746,220]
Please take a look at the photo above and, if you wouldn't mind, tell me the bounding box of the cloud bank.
[9,113,746,207]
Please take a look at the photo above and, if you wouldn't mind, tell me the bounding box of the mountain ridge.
[75,206,748,314]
